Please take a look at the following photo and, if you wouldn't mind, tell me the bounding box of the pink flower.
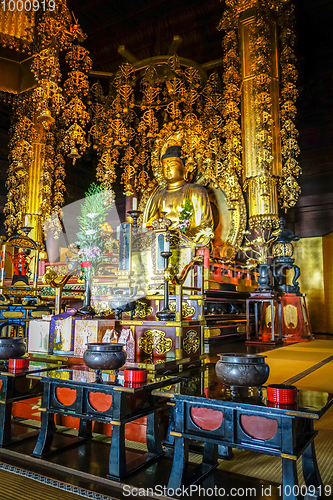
[80,261,92,268]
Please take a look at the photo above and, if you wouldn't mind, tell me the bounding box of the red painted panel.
[12,401,41,421]
[55,387,77,406]
[91,421,148,443]
[0,379,2,390]
[125,422,147,443]
[88,392,112,412]
[57,415,80,429]
[240,414,278,441]
[190,407,223,431]
[12,400,166,446]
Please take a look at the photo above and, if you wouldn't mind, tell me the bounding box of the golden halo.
[151,120,210,187]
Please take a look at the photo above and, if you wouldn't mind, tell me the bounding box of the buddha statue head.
[161,145,188,186]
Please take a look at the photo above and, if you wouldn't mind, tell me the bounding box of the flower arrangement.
[241,227,281,269]
[178,198,193,234]
[76,183,113,278]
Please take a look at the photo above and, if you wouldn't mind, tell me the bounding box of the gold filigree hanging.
[89,55,226,196]
[4,111,36,234]
[5,3,91,238]
[277,2,301,210]
[219,0,300,230]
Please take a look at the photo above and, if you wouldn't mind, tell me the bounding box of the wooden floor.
[0,334,333,500]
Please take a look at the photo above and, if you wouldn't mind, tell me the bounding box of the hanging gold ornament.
[5,3,91,239]
[90,54,228,197]
[68,146,81,163]
[219,0,300,231]
[37,108,55,129]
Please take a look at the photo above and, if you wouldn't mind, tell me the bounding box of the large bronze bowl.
[215,353,269,389]
[0,337,27,360]
[83,343,127,373]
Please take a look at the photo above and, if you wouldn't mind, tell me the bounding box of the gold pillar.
[239,10,282,228]
[26,138,45,245]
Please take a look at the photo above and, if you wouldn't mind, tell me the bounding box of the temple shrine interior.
[0,1,333,499]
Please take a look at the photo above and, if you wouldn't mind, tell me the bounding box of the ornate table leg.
[282,458,299,500]
[0,402,12,447]
[107,423,126,480]
[270,299,275,342]
[246,300,251,341]
[31,411,55,457]
[164,404,175,446]
[146,411,163,455]
[254,302,259,339]
[167,436,189,491]
[218,445,234,460]
[78,418,92,439]
[203,442,218,470]
[302,439,323,500]
[278,301,282,340]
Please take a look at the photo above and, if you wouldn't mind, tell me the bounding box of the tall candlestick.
[164,234,170,252]
[132,197,137,210]
[156,251,175,321]
[24,215,29,226]
[162,199,166,212]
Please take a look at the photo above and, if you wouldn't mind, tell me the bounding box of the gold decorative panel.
[265,304,276,328]
[138,330,172,355]
[283,304,298,329]
[323,232,333,334]
[294,237,325,332]
[169,302,195,319]
[183,330,200,354]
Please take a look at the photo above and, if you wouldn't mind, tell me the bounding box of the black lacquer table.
[0,361,58,447]
[153,365,333,500]
[28,367,179,480]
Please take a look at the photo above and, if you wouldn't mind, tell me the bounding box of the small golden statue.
[143,146,214,246]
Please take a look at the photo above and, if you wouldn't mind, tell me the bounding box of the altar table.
[28,367,179,480]
[153,365,333,500]
[0,362,57,447]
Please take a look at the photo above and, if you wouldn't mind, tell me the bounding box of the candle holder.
[18,226,33,237]
[156,251,175,321]
[127,210,142,235]
[151,213,172,232]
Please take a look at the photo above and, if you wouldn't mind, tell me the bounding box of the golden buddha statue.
[144,146,214,246]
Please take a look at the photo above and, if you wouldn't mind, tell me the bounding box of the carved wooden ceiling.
[67,0,224,72]
[1,0,333,238]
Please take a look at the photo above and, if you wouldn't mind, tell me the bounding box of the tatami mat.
[0,465,102,500]
[274,340,333,352]
[263,340,333,359]
[262,340,333,386]
[294,359,333,393]
[264,358,319,385]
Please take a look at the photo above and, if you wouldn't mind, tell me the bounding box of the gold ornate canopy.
[92,0,300,249]
[1,0,301,251]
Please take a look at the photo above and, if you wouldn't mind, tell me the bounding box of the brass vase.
[79,276,95,316]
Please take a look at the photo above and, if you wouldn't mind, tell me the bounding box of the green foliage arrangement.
[76,183,113,278]
[178,198,193,234]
